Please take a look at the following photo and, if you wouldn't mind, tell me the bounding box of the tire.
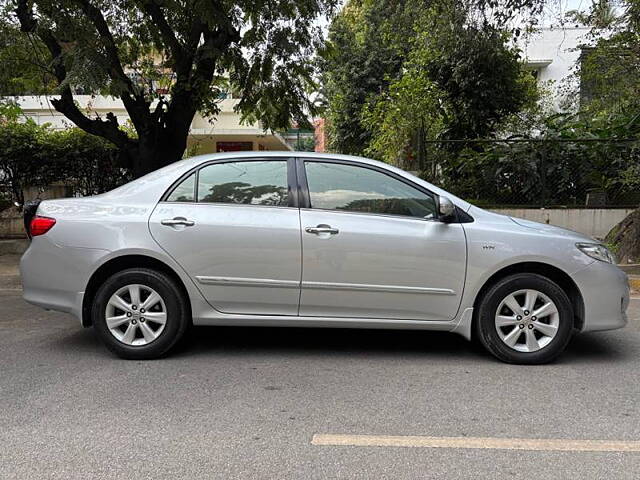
[92,268,190,359]
[474,273,574,364]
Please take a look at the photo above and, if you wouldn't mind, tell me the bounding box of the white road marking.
[311,434,640,452]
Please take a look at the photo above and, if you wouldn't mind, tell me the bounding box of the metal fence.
[409,138,640,208]
[0,185,11,210]
[2,138,639,211]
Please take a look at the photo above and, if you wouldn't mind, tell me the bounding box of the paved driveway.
[1,254,639,479]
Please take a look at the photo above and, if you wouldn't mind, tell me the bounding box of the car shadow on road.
[557,331,635,364]
[180,326,474,359]
[168,325,635,364]
[47,316,635,364]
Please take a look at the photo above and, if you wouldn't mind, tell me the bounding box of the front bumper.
[571,260,629,332]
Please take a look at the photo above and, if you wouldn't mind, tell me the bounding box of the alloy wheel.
[494,289,560,353]
[105,284,167,346]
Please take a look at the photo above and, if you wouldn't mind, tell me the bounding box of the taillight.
[29,216,56,237]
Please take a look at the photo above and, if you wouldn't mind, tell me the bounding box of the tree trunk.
[131,138,187,178]
[605,208,640,264]
[131,109,193,177]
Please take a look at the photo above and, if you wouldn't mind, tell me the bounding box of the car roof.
[181,150,386,167]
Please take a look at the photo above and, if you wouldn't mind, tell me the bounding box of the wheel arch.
[82,254,191,327]
[472,262,585,333]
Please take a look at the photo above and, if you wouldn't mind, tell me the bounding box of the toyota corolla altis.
[20,152,629,363]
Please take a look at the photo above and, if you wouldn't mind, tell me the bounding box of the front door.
[149,158,301,315]
[298,160,466,321]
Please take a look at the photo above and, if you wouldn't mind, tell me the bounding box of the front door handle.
[161,217,195,227]
[305,224,339,235]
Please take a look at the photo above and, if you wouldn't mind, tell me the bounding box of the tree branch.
[15,0,37,32]
[51,88,132,148]
[74,0,135,92]
[74,0,151,131]
[135,1,184,61]
[14,0,133,149]
[193,26,240,83]
[135,1,199,83]
[186,18,205,52]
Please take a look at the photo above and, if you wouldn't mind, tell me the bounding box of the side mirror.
[438,196,456,222]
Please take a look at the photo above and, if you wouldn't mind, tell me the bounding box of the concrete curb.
[0,239,28,256]
[620,264,640,275]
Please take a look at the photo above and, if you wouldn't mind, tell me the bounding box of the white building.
[14,95,291,154]
[519,27,591,106]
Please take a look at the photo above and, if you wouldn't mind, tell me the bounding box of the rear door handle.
[161,217,195,227]
[305,224,339,235]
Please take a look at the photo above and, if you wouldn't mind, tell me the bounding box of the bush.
[432,113,640,207]
[46,128,130,197]
[0,120,52,206]
[0,120,130,207]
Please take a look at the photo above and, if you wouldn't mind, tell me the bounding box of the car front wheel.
[475,273,574,364]
[92,268,190,359]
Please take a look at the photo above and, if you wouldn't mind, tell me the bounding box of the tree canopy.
[3,0,338,176]
[576,1,640,116]
[320,0,537,166]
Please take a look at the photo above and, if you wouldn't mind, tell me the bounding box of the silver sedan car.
[20,152,629,363]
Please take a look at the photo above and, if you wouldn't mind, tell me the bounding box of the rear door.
[297,159,467,321]
[149,158,302,315]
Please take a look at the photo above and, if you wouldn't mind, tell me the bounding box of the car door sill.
[193,314,458,330]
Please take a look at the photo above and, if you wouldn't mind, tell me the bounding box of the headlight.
[576,243,616,264]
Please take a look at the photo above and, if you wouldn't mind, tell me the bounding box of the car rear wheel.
[92,268,189,359]
[475,273,574,364]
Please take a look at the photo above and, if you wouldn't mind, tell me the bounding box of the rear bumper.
[571,260,629,332]
[19,236,108,324]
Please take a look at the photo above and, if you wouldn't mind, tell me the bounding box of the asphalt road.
[1,254,639,479]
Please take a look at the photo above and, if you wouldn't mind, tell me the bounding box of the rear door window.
[197,161,289,206]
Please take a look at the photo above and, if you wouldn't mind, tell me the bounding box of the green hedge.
[0,120,130,206]
[430,113,640,208]
[436,140,640,207]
